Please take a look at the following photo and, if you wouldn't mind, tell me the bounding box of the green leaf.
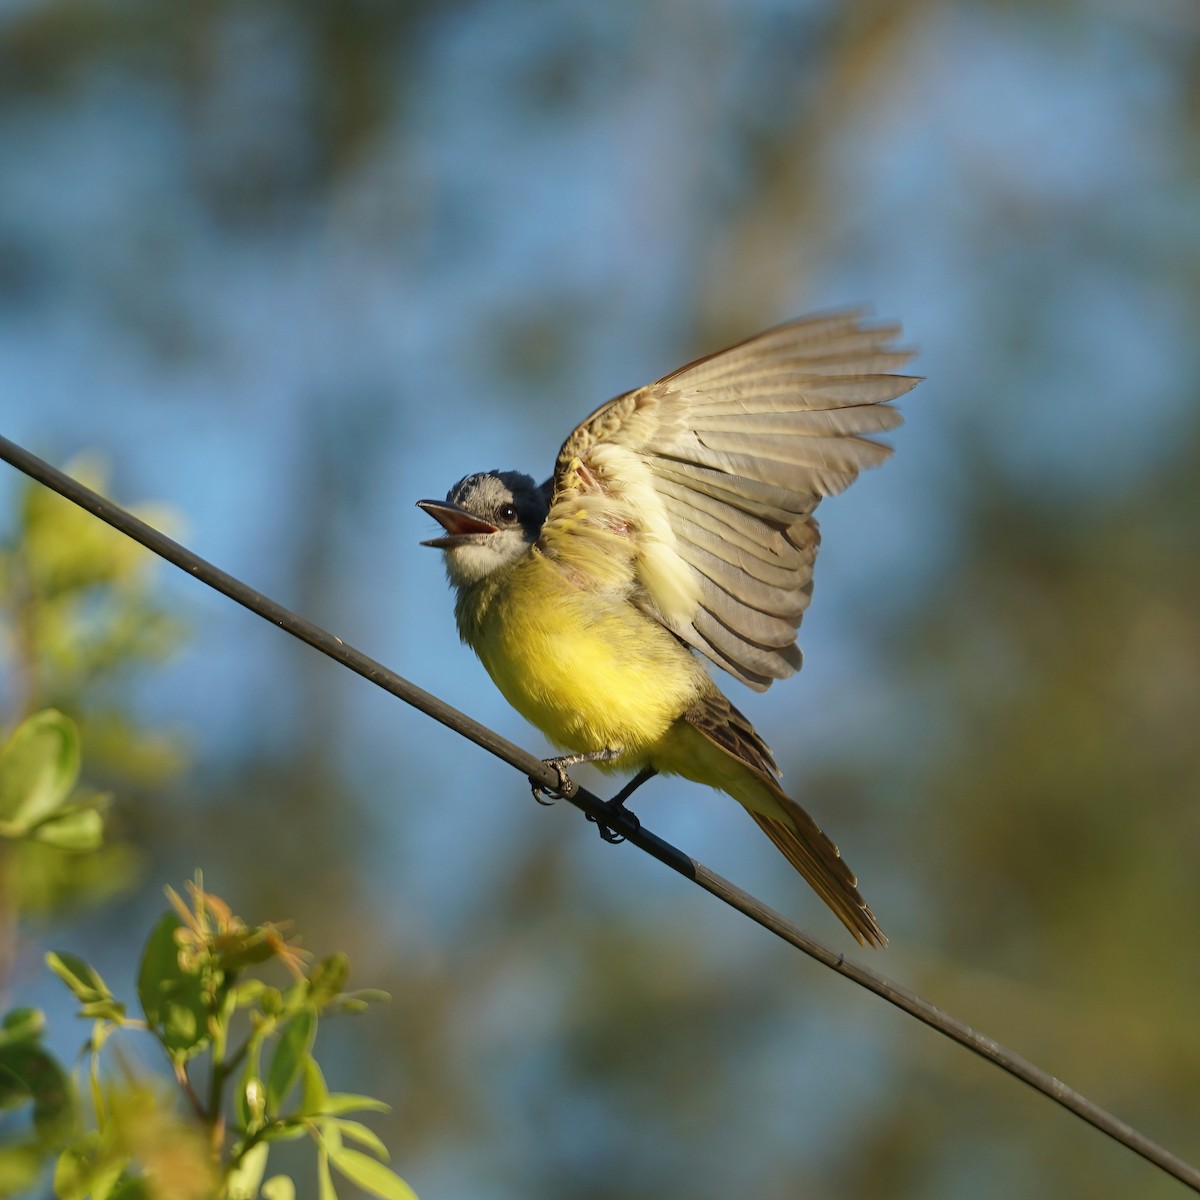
[306,954,349,1008]
[34,807,104,850]
[319,1093,390,1118]
[78,999,127,1023]
[326,988,389,1015]
[106,1175,152,1199]
[225,1140,269,1200]
[265,1008,316,1116]
[328,1118,388,1160]
[232,979,268,1008]
[236,1031,265,1132]
[0,710,80,829]
[327,997,369,1015]
[46,952,114,1006]
[0,1143,43,1192]
[328,1145,419,1200]
[240,1077,266,1130]
[137,912,209,1060]
[299,1056,328,1116]
[316,1146,339,1200]
[88,1045,105,1131]
[262,1176,296,1200]
[0,1008,45,1043]
[319,1118,343,1155]
[0,1040,77,1142]
[54,1134,126,1200]
[257,1121,308,1144]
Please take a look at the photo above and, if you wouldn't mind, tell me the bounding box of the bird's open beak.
[416,499,499,548]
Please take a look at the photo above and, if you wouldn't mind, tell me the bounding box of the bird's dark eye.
[498,504,517,523]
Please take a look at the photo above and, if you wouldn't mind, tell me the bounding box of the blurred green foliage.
[0,1006,76,1194]
[38,878,410,1200]
[0,711,104,852]
[0,472,414,1198]
[0,456,185,775]
[0,461,187,916]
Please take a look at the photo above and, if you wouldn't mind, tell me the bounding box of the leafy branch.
[45,877,409,1200]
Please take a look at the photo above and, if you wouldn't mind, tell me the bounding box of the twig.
[1,433,1197,1193]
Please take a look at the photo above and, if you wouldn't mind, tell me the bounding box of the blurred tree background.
[3,0,1200,1197]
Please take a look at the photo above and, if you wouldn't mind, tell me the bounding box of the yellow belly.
[459,552,707,767]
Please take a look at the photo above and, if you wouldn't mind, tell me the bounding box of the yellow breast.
[456,551,705,765]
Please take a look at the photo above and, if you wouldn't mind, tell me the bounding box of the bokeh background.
[4,0,1200,1196]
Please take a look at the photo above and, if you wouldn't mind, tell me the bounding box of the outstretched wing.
[538,308,919,691]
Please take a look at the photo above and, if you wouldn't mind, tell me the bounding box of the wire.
[1,432,1197,1193]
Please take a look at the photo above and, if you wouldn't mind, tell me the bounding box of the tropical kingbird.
[418,309,918,946]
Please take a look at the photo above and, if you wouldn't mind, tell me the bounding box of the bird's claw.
[532,756,642,841]
[587,801,639,845]
[530,758,573,806]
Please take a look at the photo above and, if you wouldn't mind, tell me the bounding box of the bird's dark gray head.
[416,470,547,589]
[444,471,546,538]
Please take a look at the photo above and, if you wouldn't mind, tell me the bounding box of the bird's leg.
[530,746,625,805]
[588,766,657,844]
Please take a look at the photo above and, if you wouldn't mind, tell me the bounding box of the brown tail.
[682,692,886,948]
[746,796,886,949]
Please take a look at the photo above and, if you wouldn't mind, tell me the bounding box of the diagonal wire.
[1,432,1197,1193]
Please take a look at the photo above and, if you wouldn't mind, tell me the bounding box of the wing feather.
[691,357,912,396]
[683,430,894,475]
[657,440,878,495]
[539,309,917,689]
[672,518,804,588]
[691,574,801,646]
[695,405,905,437]
[650,459,818,523]
[691,609,802,682]
[657,478,814,565]
[678,539,809,620]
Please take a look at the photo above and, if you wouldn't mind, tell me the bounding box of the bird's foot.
[585,767,655,844]
[529,748,625,807]
[587,799,640,844]
[529,758,571,806]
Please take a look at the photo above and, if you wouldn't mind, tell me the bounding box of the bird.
[417,309,918,946]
